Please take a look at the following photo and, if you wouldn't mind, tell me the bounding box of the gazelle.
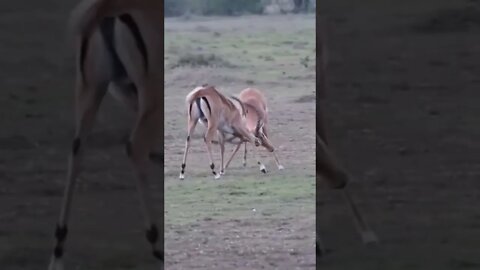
[179,85,267,180]
[222,87,285,172]
[48,0,163,269]
[316,17,378,257]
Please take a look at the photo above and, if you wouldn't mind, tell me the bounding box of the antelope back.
[186,85,243,129]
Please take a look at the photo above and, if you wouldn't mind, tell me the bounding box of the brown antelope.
[316,17,378,257]
[222,87,285,172]
[179,85,267,180]
[48,0,163,269]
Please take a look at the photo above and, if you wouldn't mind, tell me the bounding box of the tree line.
[165,0,313,17]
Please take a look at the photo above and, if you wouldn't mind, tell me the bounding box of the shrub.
[170,53,234,69]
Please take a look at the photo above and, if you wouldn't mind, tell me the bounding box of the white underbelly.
[218,122,234,134]
[224,133,243,144]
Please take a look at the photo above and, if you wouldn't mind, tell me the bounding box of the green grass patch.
[165,15,315,85]
[165,173,315,226]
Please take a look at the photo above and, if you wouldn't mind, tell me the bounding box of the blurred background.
[0,1,160,269]
[166,0,315,17]
[319,0,480,269]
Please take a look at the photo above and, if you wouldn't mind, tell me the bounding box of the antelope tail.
[70,0,151,37]
[186,89,211,120]
[69,0,112,39]
[69,0,125,82]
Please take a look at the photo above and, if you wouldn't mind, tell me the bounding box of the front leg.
[224,142,243,170]
[259,133,284,170]
[218,131,226,175]
[240,130,266,174]
[252,144,267,173]
[243,142,247,167]
[204,126,221,179]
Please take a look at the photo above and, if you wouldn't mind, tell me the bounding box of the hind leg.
[125,86,163,264]
[204,124,221,179]
[243,142,247,167]
[115,18,164,266]
[235,127,266,173]
[224,142,243,170]
[48,80,108,270]
[179,118,198,179]
[109,82,163,165]
[218,132,226,175]
[316,134,348,189]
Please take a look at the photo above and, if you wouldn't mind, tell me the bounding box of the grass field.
[164,14,316,270]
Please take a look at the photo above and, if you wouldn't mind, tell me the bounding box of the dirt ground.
[318,0,480,269]
[164,14,316,270]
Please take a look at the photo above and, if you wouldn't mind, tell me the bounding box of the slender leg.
[179,119,198,179]
[224,142,243,170]
[271,151,284,170]
[218,132,225,175]
[224,138,269,174]
[236,127,266,174]
[243,142,247,167]
[204,125,221,179]
[114,21,163,262]
[108,83,163,167]
[252,144,266,174]
[126,90,163,264]
[316,132,379,245]
[48,82,107,270]
[316,134,348,189]
[342,189,379,244]
[259,133,284,170]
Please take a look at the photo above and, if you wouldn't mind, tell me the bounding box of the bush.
[199,0,264,15]
[165,0,264,17]
[165,0,186,17]
[170,53,234,69]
